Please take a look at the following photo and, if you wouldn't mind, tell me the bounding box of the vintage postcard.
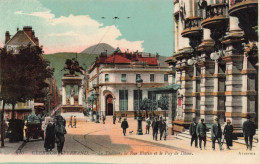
[0,0,259,163]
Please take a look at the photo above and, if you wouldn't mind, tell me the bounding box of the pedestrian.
[158,117,163,134]
[118,116,122,123]
[121,118,129,136]
[243,115,256,150]
[102,115,106,124]
[152,117,159,141]
[223,119,233,150]
[113,115,116,124]
[44,121,55,152]
[196,118,207,150]
[189,118,198,148]
[73,116,77,128]
[211,118,223,151]
[160,119,167,140]
[54,122,67,155]
[145,118,151,134]
[68,115,72,128]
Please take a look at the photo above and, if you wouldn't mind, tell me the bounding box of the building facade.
[169,0,258,130]
[87,49,171,117]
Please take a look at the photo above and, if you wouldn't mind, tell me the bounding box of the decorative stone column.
[78,84,83,105]
[70,85,74,105]
[62,83,66,105]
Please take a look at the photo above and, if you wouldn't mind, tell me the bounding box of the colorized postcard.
[0,0,259,163]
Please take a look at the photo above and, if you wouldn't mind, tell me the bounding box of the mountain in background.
[81,43,115,54]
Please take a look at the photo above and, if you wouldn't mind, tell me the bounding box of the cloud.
[15,10,54,20]
[5,1,144,54]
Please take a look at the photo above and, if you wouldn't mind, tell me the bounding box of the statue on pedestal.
[61,58,85,76]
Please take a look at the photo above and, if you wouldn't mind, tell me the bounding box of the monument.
[61,58,85,113]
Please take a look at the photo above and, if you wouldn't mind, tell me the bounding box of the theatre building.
[87,49,171,116]
[168,0,258,131]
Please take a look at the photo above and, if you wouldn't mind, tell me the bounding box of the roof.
[6,31,36,46]
[137,57,158,65]
[105,54,131,64]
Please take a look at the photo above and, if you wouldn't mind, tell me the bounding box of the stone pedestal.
[61,75,85,113]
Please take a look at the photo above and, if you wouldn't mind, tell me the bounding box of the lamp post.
[0,84,4,147]
[93,91,99,123]
[136,77,143,135]
[89,95,95,122]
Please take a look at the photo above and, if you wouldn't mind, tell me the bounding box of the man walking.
[113,115,116,124]
[121,118,129,136]
[68,115,73,128]
[73,116,77,128]
[223,119,233,150]
[146,118,151,134]
[102,115,106,124]
[243,115,256,150]
[211,118,223,151]
[152,118,159,141]
[160,120,167,140]
[196,118,207,150]
[54,121,67,155]
[189,118,198,148]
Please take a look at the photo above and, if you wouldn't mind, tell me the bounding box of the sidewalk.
[0,139,24,154]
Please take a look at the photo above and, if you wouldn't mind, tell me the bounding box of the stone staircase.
[61,112,88,122]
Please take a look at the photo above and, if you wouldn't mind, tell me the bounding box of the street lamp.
[93,90,100,123]
[136,76,143,135]
[88,95,95,122]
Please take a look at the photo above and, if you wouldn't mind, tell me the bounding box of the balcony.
[229,0,258,41]
[181,17,202,39]
[201,3,229,30]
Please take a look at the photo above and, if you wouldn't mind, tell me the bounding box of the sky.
[0,0,174,56]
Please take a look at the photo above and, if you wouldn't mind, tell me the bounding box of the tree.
[158,96,169,119]
[0,45,53,145]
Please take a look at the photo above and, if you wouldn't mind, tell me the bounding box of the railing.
[201,3,229,20]
[183,17,202,30]
[230,0,252,6]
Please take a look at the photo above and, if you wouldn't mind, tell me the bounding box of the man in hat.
[68,115,73,128]
[196,118,207,150]
[113,115,116,124]
[73,116,77,128]
[160,119,167,140]
[211,118,223,150]
[189,118,198,148]
[224,119,233,150]
[121,118,129,136]
[152,117,159,141]
[242,115,256,150]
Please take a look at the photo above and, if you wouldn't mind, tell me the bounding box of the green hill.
[43,52,98,88]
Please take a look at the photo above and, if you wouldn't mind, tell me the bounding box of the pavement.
[0,115,258,156]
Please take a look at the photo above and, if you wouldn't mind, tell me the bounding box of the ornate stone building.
[169,0,258,131]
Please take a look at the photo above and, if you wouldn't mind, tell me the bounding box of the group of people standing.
[190,115,256,151]
[44,119,67,154]
[68,116,77,128]
[151,117,167,141]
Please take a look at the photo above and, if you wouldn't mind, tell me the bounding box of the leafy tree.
[0,45,53,146]
[158,96,169,118]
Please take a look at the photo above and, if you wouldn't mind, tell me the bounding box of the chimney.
[5,31,10,43]
[35,37,39,46]
[31,30,35,41]
[156,52,160,60]
[23,26,33,39]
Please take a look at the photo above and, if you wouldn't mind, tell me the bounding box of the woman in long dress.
[223,119,233,150]
[44,122,55,151]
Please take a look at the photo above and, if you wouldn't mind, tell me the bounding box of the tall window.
[119,90,128,111]
[148,91,156,101]
[121,74,126,82]
[134,90,142,110]
[164,74,168,82]
[150,74,154,82]
[136,74,141,80]
[105,74,109,82]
